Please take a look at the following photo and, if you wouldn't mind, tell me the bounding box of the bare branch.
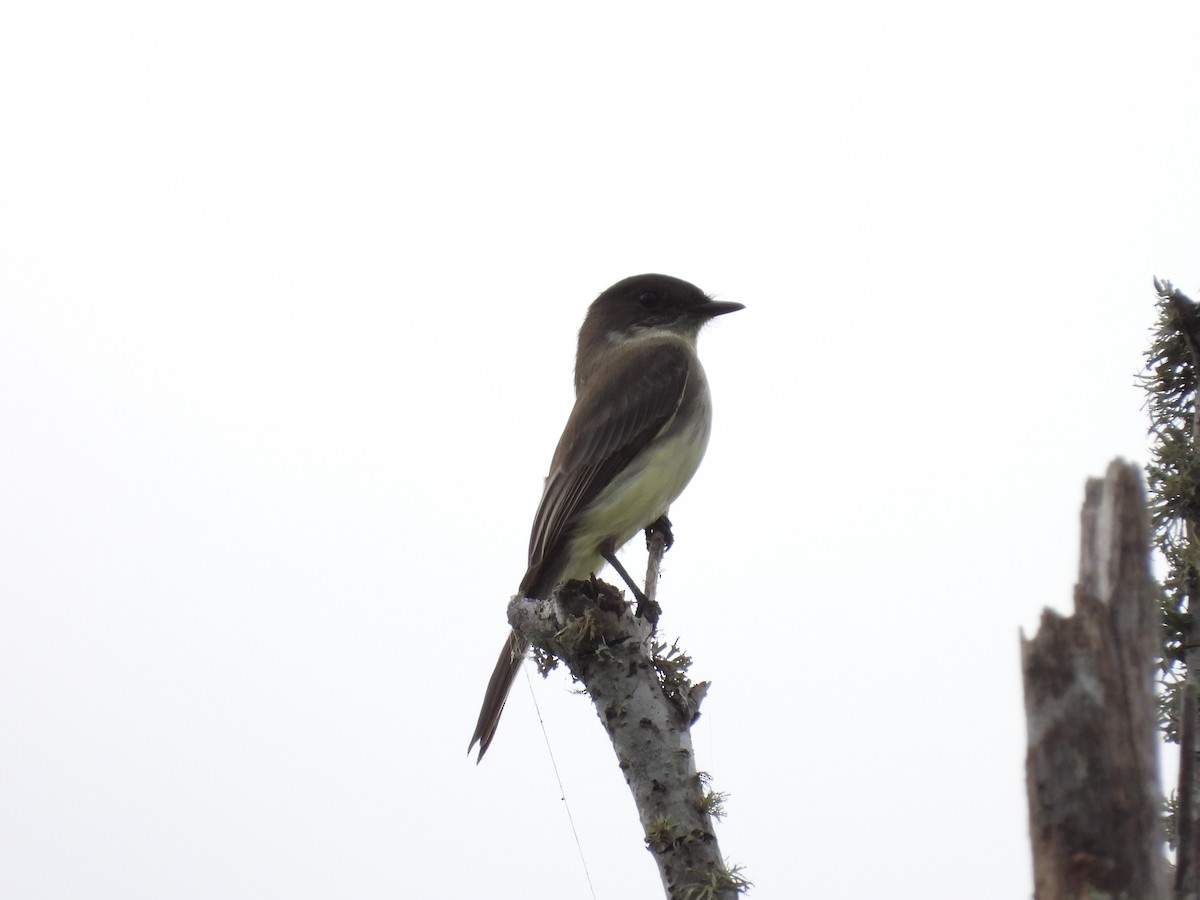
[509,582,744,899]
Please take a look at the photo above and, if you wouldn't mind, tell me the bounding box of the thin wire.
[524,664,598,900]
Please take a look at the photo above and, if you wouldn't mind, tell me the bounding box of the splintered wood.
[1021,460,1165,900]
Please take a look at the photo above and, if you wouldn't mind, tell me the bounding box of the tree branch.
[509,579,743,899]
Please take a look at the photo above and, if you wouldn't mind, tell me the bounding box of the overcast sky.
[3,2,1199,898]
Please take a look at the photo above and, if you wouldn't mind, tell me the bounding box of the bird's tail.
[469,629,530,762]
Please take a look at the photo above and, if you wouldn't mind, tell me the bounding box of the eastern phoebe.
[469,273,743,761]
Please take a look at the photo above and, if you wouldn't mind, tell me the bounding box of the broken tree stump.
[1021,459,1165,900]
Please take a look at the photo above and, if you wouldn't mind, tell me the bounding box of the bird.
[469,273,743,762]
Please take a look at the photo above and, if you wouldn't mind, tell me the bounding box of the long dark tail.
[469,629,529,762]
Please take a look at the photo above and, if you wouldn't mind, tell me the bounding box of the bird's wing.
[521,341,691,597]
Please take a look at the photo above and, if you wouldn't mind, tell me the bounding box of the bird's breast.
[561,377,713,580]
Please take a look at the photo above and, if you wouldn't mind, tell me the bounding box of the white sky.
[2,2,1199,898]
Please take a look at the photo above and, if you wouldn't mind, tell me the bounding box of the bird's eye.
[638,291,661,308]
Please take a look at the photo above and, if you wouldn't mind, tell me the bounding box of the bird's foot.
[635,596,662,627]
[645,514,674,551]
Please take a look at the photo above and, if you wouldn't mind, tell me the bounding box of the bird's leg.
[645,514,674,551]
[600,550,646,604]
[601,549,661,626]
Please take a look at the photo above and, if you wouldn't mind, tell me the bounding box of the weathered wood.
[1021,460,1165,900]
[509,582,737,900]
[1181,682,1198,896]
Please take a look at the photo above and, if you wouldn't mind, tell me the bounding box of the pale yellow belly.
[560,400,712,582]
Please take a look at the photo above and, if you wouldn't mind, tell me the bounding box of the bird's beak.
[703,299,745,318]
